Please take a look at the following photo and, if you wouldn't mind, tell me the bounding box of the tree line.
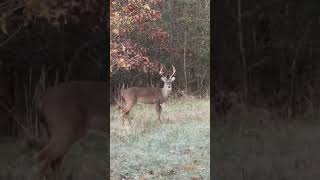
[213,0,320,119]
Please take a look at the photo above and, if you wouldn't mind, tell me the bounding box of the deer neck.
[161,87,172,100]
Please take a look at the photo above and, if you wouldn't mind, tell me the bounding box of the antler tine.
[169,65,176,79]
[159,65,165,77]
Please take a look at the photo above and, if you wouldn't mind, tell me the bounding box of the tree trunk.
[237,0,248,104]
[183,31,188,92]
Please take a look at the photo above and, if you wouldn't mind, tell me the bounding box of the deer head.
[159,65,176,99]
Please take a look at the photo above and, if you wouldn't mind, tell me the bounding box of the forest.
[214,0,320,120]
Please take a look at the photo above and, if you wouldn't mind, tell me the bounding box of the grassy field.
[110,98,210,180]
[214,115,320,180]
[0,131,106,180]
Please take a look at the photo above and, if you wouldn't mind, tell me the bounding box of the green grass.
[110,98,210,179]
[0,132,106,180]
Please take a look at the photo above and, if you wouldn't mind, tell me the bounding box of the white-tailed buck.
[34,81,107,177]
[119,65,176,124]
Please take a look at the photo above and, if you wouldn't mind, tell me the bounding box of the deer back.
[122,87,166,104]
[39,81,107,134]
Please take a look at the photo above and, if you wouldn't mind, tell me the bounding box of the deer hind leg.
[155,103,162,123]
[35,129,83,178]
[36,140,73,179]
[34,140,54,175]
[123,112,131,125]
[51,156,64,179]
[120,101,136,125]
[35,139,65,174]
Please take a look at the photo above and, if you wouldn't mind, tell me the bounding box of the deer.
[33,81,107,178]
[118,65,176,124]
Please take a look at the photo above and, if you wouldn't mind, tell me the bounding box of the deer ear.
[170,77,175,82]
[161,77,167,82]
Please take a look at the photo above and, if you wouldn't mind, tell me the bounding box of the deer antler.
[169,65,176,79]
[159,65,165,77]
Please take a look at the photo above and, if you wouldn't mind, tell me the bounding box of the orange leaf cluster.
[110,0,169,74]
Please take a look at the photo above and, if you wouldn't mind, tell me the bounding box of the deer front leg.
[155,103,162,123]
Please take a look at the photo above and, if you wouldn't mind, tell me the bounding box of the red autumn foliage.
[110,0,170,74]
